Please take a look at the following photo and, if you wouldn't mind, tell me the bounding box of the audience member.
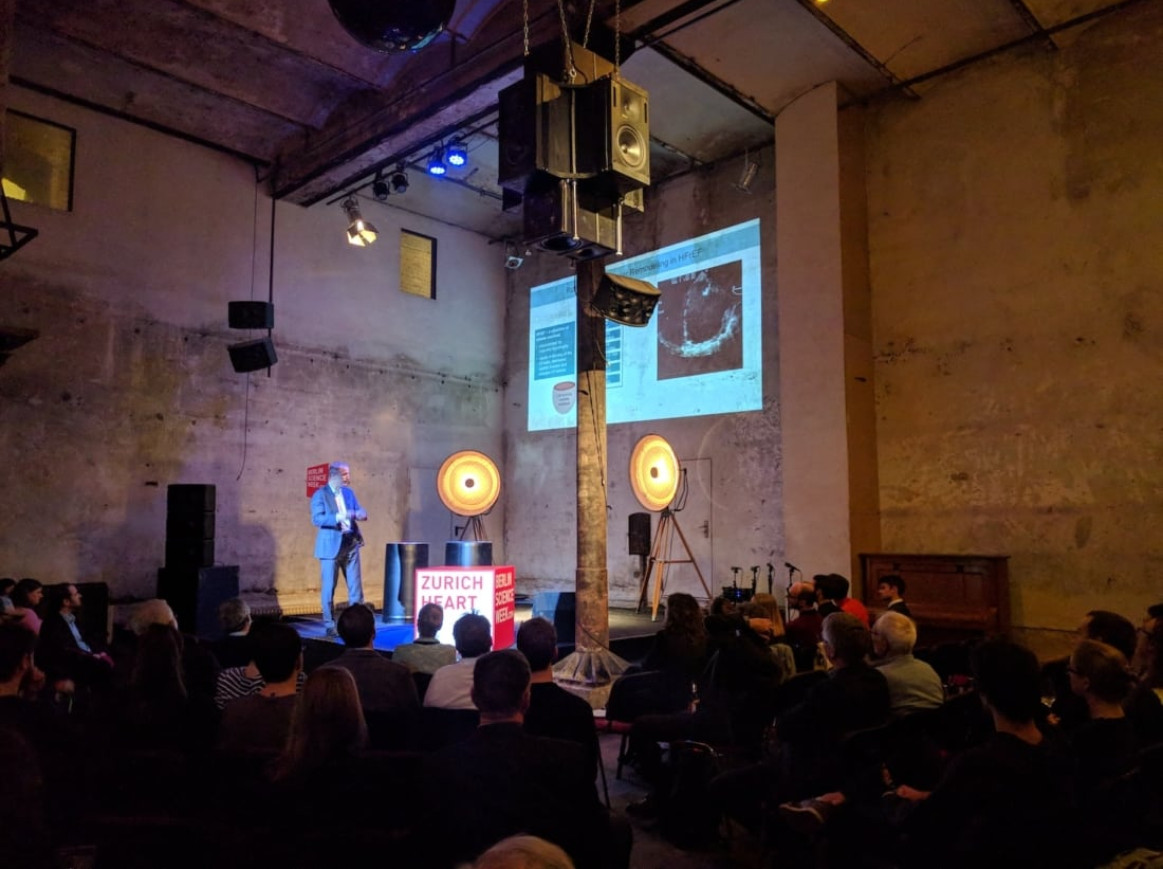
[815,574,870,627]
[424,613,492,710]
[897,640,1077,868]
[1067,640,1139,792]
[741,598,795,682]
[126,598,219,707]
[1133,603,1163,692]
[423,649,629,869]
[877,574,911,617]
[217,620,302,752]
[270,666,367,785]
[391,603,457,674]
[10,578,44,634]
[324,602,418,745]
[210,597,253,668]
[785,581,824,669]
[642,592,710,683]
[37,583,113,692]
[871,611,944,718]
[0,577,15,615]
[473,835,576,869]
[516,617,600,778]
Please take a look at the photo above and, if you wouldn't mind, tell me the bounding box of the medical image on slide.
[655,261,743,381]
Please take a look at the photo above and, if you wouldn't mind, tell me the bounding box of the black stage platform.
[289,604,662,671]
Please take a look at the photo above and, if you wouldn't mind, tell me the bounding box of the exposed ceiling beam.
[273,0,621,204]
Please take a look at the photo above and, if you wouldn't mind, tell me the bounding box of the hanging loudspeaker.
[228,301,274,329]
[577,76,650,196]
[437,450,501,517]
[629,434,679,512]
[228,337,277,373]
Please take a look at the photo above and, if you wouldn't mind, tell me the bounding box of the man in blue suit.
[311,461,368,636]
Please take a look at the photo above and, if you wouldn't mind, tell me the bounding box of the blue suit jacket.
[311,485,365,559]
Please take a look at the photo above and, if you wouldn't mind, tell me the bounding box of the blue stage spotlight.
[445,140,467,167]
[427,150,447,176]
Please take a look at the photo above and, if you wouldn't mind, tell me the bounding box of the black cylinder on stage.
[384,542,428,623]
[445,540,493,567]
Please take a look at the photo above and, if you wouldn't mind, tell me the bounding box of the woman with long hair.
[1067,640,1139,791]
[271,666,367,784]
[643,591,709,681]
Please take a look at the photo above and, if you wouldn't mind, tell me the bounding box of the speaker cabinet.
[628,512,652,556]
[531,591,576,646]
[228,337,277,373]
[497,74,570,191]
[157,565,240,640]
[228,301,274,330]
[522,177,618,261]
[577,76,650,194]
[166,484,215,569]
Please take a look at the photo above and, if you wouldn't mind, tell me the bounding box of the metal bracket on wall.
[0,185,39,260]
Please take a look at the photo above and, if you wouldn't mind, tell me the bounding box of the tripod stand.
[636,507,712,620]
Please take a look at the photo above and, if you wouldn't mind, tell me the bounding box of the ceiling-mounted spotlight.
[445,140,468,167]
[371,170,390,201]
[592,273,662,327]
[427,149,447,176]
[341,197,378,246]
[389,165,409,194]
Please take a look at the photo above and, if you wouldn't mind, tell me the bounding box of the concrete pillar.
[776,82,880,589]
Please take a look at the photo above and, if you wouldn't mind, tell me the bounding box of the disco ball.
[328,0,457,53]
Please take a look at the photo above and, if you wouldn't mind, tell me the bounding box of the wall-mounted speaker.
[228,301,274,330]
[228,337,277,373]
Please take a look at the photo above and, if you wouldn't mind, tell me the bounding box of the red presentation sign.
[415,565,517,650]
[306,463,330,498]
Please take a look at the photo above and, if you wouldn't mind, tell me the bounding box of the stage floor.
[287,603,664,655]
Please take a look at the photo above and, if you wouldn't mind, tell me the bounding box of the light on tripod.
[437,450,500,515]
[629,434,679,512]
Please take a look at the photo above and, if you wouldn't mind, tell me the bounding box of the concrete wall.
[866,3,1163,645]
[0,87,507,609]
[503,153,781,607]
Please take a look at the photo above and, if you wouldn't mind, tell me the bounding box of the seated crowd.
[4,572,1163,869]
[0,588,624,869]
[615,583,1163,866]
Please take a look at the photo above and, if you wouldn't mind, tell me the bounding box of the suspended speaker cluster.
[498,42,650,261]
[437,450,501,517]
[226,302,276,373]
[629,434,679,512]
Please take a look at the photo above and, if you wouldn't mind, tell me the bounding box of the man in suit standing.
[311,462,368,636]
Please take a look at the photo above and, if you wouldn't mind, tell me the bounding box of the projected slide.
[528,219,762,431]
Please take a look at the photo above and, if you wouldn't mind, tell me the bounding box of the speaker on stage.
[628,512,652,556]
[165,484,215,569]
[444,540,493,568]
[157,565,239,640]
[385,542,428,623]
[532,591,576,645]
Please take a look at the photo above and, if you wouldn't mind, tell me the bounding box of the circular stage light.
[437,450,501,516]
[629,434,679,512]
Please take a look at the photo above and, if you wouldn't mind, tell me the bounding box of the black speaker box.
[167,484,216,513]
[628,512,652,556]
[522,176,618,261]
[228,301,274,330]
[576,76,650,194]
[157,565,240,640]
[165,538,215,569]
[531,591,576,645]
[228,337,277,373]
[497,74,571,191]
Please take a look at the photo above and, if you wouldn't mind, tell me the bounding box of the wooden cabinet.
[860,553,1010,644]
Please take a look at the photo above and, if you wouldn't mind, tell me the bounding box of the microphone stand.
[784,562,799,624]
